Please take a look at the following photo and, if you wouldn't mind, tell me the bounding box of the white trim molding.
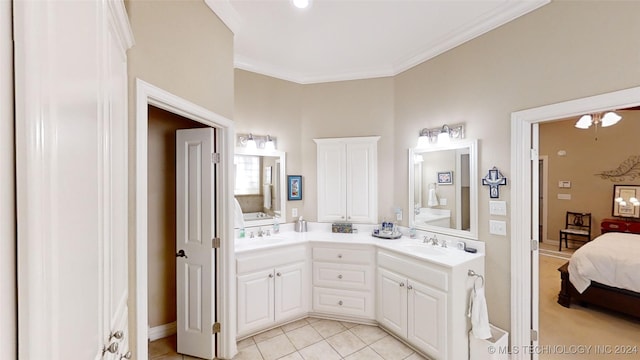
[148,321,177,342]
[134,79,237,360]
[510,86,640,360]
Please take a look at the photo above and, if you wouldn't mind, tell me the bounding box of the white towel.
[263,184,272,209]
[233,197,245,229]
[427,188,439,207]
[468,285,492,339]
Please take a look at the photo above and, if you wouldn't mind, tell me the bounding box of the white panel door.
[317,142,346,222]
[407,280,447,359]
[275,262,307,321]
[346,142,377,223]
[237,269,275,335]
[377,268,407,337]
[176,128,216,359]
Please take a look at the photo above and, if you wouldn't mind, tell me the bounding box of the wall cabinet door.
[377,268,407,337]
[275,262,307,321]
[407,280,447,359]
[237,269,275,334]
[316,137,378,224]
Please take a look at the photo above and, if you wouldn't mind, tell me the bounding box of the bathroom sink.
[241,236,289,246]
[400,244,447,256]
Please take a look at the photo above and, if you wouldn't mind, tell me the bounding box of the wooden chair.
[559,212,591,251]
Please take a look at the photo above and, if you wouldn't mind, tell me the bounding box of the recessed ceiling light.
[292,0,311,9]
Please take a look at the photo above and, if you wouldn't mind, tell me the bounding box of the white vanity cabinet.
[377,249,482,360]
[315,137,379,224]
[311,244,376,320]
[236,245,309,338]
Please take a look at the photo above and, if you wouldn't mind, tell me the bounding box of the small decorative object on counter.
[239,227,245,238]
[295,216,308,232]
[273,216,280,234]
[409,227,416,239]
[372,220,402,239]
[331,222,353,233]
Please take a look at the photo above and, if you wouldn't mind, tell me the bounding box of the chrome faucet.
[257,228,264,237]
[423,234,438,246]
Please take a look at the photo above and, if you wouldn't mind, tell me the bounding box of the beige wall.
[126,0,234,347]
[235,1,640,333]
[540,110,640,245]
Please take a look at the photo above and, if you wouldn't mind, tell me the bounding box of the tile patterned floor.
[149,317,428,360]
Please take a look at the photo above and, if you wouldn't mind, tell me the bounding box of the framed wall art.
[613,184,640,218]
[437,171,453,185]
[288,175,302,201]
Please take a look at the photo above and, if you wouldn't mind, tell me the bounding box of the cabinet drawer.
[313,287,374,319]
[313,247,373,264]
[378,250,448,291]
[313,262,373,290]
[237,245,307,274]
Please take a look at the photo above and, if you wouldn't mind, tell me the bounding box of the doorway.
[510,86,640,360]
[134,80,236,360]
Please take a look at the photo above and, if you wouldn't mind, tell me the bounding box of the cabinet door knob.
[103,342,119,355]
[276,272,282,277]
[338,274,343,279]
[337,254,342,259]
[338,300,343,306]
[407,285,413,290]
[269,273,274,278]
[110,330,124,341]
[121,351,132,359]
[400,282,405,287]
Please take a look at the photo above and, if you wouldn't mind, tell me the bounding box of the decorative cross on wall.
[482,166,507,199]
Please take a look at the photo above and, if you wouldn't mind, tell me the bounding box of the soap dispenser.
[273,216,280,234]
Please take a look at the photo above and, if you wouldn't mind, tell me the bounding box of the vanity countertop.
[234,230,483,268]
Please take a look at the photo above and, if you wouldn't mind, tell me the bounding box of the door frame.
[510,85,640,360]
[134,79,236,360]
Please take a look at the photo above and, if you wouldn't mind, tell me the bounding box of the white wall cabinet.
[311,244,375,320]
[315,137,379,224]
[377,249,482,360]
[236,245,309,337]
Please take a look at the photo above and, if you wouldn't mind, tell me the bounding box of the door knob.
[176,249,188,258]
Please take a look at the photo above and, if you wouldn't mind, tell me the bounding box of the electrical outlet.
[292,208,298,217]
[396,210,402,221]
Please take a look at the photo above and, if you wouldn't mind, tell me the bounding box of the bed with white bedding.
[558,219,640,318]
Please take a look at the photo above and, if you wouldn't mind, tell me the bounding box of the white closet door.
[176,128,216,359]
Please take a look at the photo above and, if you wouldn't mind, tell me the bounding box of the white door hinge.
[531,329,538,341]
[212,322,221,334]
[530,148,538,161]
[212,238,221,249]
[212,152,221,164]
[531,239,538,251]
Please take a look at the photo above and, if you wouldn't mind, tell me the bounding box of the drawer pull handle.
[338,254,342,259]
[400,282,405,287]
[338,274,343,279]
[277,272,282,277]
[269,273,274,278]
[407,285,413,290]
[338,300,343,306]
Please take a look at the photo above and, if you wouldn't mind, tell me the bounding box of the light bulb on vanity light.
[246,134,257,149]
[437,125,451,144]
[264,135,276,151]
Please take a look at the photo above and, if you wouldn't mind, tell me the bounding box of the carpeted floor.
[538,254,640,359]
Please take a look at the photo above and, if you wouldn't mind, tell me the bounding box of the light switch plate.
[557,194,571,200]
[489,201,507,216]
[489,220,507,236]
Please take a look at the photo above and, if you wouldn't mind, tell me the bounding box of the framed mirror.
[408,139,478,240]
[234,147,286,227]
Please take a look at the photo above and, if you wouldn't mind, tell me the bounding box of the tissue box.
[331,222,353,233]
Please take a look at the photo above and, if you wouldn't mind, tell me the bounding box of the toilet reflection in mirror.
[409,139,478,240]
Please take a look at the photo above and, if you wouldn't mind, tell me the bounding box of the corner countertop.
[234,228,483,268]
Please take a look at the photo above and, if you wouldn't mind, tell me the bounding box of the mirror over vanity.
[408,139,478,239]
[234,147,287,227]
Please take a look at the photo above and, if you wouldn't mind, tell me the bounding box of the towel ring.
[468,269,484,289]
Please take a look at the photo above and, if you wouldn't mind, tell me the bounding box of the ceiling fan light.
[600,111,621,127]
[575,115,592,129]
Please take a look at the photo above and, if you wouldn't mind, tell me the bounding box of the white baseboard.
[148,321,177,341]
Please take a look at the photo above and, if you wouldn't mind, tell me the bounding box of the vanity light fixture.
[237,133,278,150]
[416,123,465,148]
